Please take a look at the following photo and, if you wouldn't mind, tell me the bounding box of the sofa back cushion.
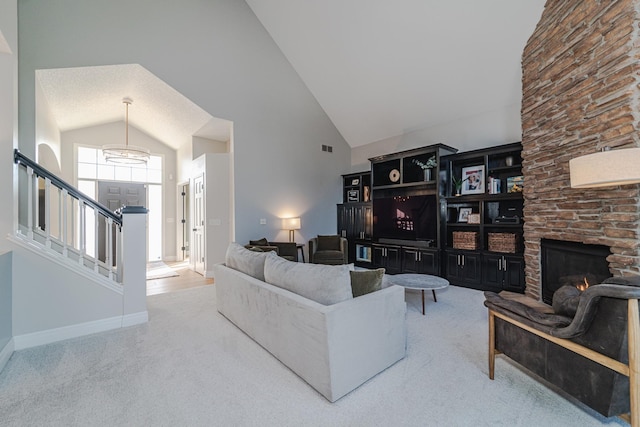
[225,242,269,281]
[264,252,353,305]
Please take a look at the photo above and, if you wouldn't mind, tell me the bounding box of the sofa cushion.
[552,285,582,318]
[264,252,353,305]
[316,235,341,251]
[249,237,269,246]
[225,242,269,281]
[350,268,385,297]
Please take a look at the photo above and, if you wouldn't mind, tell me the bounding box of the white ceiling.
[246,0,546,147]
[37,1,546,151]
[37,64,232,150]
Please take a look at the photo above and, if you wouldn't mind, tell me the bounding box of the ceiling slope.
[247,0,546,147]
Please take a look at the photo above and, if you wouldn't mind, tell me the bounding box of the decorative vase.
[423,168,432,181]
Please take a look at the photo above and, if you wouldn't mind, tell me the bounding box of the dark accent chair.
[245,238,298,262]
[484,276,640,424]
[309,235,348,265]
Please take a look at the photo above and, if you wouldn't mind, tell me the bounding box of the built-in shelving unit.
[337,142,525,293]
[440,142,525,292]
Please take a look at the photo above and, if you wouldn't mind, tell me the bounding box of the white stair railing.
[14,149,122,284]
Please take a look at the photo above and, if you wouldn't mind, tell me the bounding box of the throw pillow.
[225,242,269,281]
[316,235,341,251]
[552,285,582,318]
[264,253,353,305]
[350,268,385,297]
[249,238,269,246]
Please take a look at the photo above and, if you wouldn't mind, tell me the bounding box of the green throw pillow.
[350,268,385,297]
[249,238,269,246]
[317,235,341,251]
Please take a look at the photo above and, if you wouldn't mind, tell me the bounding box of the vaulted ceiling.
[247,0,546,147]
[38,1,546,151]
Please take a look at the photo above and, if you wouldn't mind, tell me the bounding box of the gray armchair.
[309,235,348,265]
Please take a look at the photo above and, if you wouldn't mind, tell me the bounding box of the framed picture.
[507,175,524,193]
[461,165,485,195]
[347,190,359,202]
[467,213,481,224]
[458,207,473,223]
[351,178,360,186]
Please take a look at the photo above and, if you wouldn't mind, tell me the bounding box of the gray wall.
[18,0,350,246]
[351,106,522,171]
[0,252,11,353]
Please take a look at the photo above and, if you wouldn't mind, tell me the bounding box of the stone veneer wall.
[521,0,640,300]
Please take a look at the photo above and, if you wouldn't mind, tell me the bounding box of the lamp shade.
[570,148,640,188]
[282,217,301,230]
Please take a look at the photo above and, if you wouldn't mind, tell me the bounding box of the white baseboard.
[122,311,148,327]
[0,338,15,373]
[14,316,124,350]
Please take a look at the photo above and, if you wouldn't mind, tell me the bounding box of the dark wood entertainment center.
[337,142,525,293]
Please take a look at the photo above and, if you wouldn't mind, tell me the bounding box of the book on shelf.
[488,177,501,194]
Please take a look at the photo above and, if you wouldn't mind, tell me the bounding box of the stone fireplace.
[521,0,640,300]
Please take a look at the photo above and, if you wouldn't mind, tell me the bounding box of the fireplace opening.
[540,239,611,305]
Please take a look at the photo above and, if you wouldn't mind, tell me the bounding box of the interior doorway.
[193,174,205,275]
[178,182,190,262]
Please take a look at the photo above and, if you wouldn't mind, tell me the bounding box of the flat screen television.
[373,194,437,242]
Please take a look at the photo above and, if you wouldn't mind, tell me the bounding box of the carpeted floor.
[0,285,627,426]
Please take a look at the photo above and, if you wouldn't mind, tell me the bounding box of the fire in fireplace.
[540,239,611,305]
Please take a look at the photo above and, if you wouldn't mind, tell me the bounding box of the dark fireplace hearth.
[540,239,611,305]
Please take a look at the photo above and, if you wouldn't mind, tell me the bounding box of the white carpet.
[0,285,627,426]
[146,261,179,280]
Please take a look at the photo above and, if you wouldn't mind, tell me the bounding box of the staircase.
[5,149,149,353]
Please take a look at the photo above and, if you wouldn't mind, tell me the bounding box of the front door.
[193,174,205,275]
[97,181,147,263]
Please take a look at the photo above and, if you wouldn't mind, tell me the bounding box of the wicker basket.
[452,231,478,250]
[488,232,519,253]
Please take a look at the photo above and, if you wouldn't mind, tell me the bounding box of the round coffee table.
[386,273,450,315]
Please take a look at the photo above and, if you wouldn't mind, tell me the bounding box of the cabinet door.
[445,251,463,282]
[460,253,482,284]
[337,205,351,238]
[482,254,503,289]
[385,246,402,274]
[372,245,386,268]
[362,204,373,239]
[401,248,420,273]
[418,249,439,275]
[503,256,525,292]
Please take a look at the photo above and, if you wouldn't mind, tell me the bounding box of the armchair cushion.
[350,268,385,297]
[316,235,341,251]
[249,238,269,246]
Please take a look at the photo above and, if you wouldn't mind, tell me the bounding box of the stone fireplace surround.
[521,0,640,300]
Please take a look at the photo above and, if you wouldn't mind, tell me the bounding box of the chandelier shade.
[102,98,150,164]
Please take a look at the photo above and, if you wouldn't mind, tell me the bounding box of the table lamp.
[282,217,301,242]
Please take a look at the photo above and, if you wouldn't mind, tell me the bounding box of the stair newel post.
[120,206,149,325]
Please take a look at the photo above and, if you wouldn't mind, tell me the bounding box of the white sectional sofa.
[214,243,407,402]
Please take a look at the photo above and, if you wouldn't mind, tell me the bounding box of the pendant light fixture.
[102,98,150,164]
